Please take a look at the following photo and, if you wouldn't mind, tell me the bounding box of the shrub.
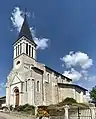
[63,97,77,103]
[24,105,35,111]
[49,108,64,116]
[24,105,35,115]
[36,106,49,118]
[57,97,77,106]
[2,106,8,112]
[9,105,13,111]
[48,104,65,116]
[14,104,35,115]
[37,105,65,117]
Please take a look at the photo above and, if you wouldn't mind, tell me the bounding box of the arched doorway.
[14,88,19,107]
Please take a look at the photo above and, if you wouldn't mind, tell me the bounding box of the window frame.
[47,73,50,83]
[25,81,27,92]
[20,43,22,54]
[18,45,19,55]
[32,47,33,58]
[37,81,40,92]
[29,45,31,57]
[16,46,17,56]
[26,43,28,55]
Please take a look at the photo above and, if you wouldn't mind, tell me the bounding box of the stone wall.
[32,68,43,106]
[58,85,74,102]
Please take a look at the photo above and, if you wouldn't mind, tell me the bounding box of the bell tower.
[13,14,37,69]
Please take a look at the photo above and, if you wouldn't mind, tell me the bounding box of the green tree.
[90,86,96,101]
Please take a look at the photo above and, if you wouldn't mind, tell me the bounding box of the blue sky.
[0,0,96,97]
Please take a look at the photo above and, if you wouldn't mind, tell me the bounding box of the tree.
[90,86,96,101]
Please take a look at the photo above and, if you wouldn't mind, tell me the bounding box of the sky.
[0,0,96,99]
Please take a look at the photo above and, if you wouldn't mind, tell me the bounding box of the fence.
[45,106,96,119]
[69,108,92,119]
[58,105,96,119]
[42,105,96,119]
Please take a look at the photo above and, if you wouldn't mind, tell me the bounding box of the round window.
[16,61,20,65]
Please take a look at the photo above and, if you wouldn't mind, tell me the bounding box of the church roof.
[45,65,72,81]
[58,83,88,91]
[32,66,44,73]
[15,13,36,46]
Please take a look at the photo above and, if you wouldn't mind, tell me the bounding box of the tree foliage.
[90,86,96,101]
[57,97,77,106]
[14,104,35,115]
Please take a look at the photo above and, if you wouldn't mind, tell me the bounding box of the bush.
[49,108,64,116]
[57,97,77,106]
[24,105,35,114]
[63,97,77,103]
[37,105,65,117]
[17,105,24,111]
[47,104,65,116]
[10,105,13,111]
[24,105,35,111]
[14,104,35,115]
[2,106,8,112]
[38,105,48,110]
[36,105,49,118]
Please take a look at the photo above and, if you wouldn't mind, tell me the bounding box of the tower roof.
[17,13,36,46]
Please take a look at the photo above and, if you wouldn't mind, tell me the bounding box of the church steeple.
[13,11,37,61]
[18,13,36,46]
[19,14,32,40]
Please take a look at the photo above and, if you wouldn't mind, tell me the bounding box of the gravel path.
[0,112,13,119]
[0,112,36,119]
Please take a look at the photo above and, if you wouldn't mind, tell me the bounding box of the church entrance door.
[14,88,19,107]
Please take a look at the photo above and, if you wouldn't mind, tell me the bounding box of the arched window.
[21,83,23,92]
[26,43,28,55]
[47,74,50,83]
[16,46,17,56]
[29,45,31,57]
[37,81,39,92]
[20,43,22,54]
[18,45,19,55]
[32,47,33,58]
[25,81,27,92]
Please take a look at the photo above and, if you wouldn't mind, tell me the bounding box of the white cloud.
[62,65,96,82]
[60,51,93,69]
[30,27,36,38]
[34,37,49,50]
[63,68,82,81]
[81,70,88,75]
[88,76,96,82]
[30,27,49,50]
[63,67,96,82]
[11,7,50,50]
[11,7,24,32]
[80,70,96,81]
[80,70,88,80]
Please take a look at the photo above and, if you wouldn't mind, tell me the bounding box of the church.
[6,14,88,108]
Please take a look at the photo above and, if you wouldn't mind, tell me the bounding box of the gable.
[11,75,22,85]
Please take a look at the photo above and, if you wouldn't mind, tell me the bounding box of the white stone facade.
[6,49,87,107]
[6,18,87,108]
